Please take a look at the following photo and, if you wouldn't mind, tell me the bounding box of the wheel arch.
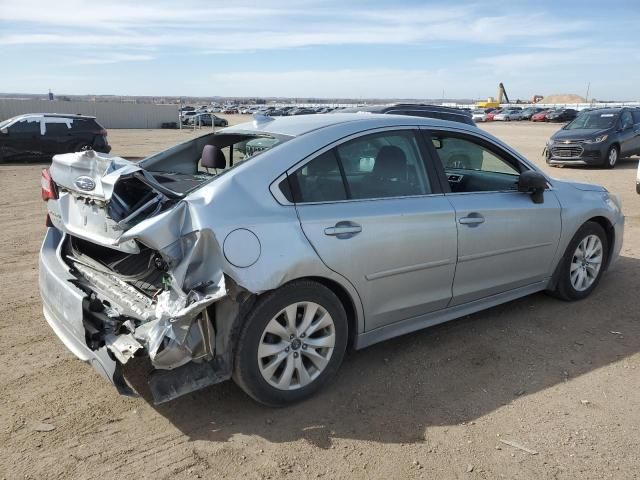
[547,216,615,292]
[304,276,359,350]
[587,216,615,270]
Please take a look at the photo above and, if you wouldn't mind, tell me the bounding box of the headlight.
[584,135,608,144]
[604,192,622,213]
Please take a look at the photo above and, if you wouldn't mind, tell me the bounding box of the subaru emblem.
[73,176,96,191]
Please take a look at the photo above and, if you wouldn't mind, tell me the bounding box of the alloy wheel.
[570,234,603,291]
[608,147,618,167]
[257,301,336,390]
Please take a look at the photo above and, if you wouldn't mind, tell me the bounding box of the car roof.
[7,113,96,121]
[581,108,621,115]
[223,112,479,137]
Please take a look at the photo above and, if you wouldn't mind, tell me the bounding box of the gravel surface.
[1,117,638,479]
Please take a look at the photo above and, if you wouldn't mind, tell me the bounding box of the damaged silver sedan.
[40,113,624,406]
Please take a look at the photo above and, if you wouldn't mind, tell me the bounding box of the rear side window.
[289,130,431,202]
[45,123,71,135]
[632,110,640,123]
[292,150,347,202]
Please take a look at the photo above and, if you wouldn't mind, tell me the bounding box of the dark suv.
[336,104,475,125]
[546,108,640,168]
[0,113,110,162]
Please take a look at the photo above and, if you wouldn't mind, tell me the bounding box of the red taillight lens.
[98,128,108,136]
[41,168,58,201]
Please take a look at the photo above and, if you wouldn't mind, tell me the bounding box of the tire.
[549,221,608,301]
[232,280,348,406]
[604,145,619,169]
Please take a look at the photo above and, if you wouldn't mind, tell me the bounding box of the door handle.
[459,214,485,226]
[324,221,362,238]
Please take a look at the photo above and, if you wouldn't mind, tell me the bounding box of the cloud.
[206,68,492,98]
[72,53,155,65]
[0,0,591,53]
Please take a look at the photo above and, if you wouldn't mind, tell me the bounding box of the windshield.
[565,111,617,130]
[0,118,15,129]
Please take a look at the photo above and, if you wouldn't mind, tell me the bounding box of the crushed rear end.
[40,147,244,403]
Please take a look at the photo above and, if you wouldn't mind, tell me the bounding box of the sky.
[0,0,639,100]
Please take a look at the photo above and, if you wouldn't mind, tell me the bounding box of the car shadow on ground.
[126,255,640,449]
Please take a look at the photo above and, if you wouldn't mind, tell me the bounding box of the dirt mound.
[540,93,586,104]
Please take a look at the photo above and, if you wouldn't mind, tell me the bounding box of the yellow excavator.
[476,83,510,108]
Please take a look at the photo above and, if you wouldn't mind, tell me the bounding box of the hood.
[551,128,609,141]
[554,178,606,192]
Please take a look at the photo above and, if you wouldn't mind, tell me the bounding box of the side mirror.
[518,170,547,204]
[0,127,7,134]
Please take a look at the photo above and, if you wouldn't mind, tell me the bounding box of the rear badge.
[73,176,96,191]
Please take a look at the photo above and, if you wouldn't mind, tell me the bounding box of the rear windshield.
[565,112,617,130]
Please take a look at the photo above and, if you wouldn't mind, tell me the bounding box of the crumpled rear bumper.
[39,227,131,393]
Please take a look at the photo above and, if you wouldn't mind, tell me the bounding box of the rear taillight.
[97,128,108,136]
[41,168,58,201]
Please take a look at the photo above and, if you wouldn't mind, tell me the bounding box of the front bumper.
[39,227,130,392]
[546,142,607,166]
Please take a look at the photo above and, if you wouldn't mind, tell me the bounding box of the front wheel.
[232,280,348,406]
[604,145,618,169]
[549,221,608,301]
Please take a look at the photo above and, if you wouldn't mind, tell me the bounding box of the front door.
[5,117,44,160]
[619,110,639,156]
[425,129,562,305]
[291,129,458,330]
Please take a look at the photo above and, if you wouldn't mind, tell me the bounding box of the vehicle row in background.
[473,106,579,123]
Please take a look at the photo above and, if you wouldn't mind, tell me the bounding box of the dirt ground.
[1,116,639,480]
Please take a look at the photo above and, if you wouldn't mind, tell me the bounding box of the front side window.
[430,134,521,193]
[621,111,633,129]
[9,118,41,134]
[290,130,431,203]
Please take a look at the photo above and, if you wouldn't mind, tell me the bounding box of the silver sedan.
[39,113,624,405]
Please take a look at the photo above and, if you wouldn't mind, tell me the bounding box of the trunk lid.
[47,150,180,253]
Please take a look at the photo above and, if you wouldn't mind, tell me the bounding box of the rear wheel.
[550,221,608,301]
[604,145,618,169]
[232,280,348,406]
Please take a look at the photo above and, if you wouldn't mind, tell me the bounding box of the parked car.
[337,104,475,126]
[289,108,317,116]
[40,113,624,406]
[485,109,503,121]
[520,107,546,120]
[531,109,554,122]
[546,108,640,168]
[188,113,229,127]
[471,109,488,122]
[546,109,578,123]
[0,113,110,162]
[494,109,523,121]
[181,111,198,123]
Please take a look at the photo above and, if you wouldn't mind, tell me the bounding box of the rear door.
[42,117,73,154]
[290,128,457,331]
[424,129,562,305]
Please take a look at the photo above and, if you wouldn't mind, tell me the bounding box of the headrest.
[201,144,226,169]
[373,145,407,179]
